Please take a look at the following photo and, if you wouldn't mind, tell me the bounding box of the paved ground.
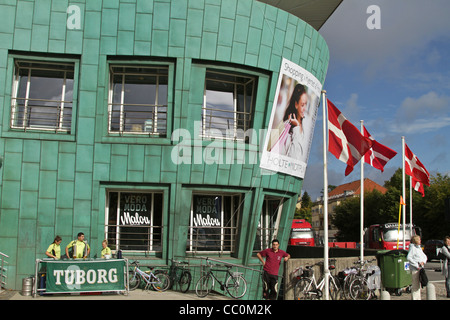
[0,288,233,300]
[1,281,447,301]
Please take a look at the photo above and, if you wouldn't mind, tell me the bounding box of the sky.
[302,0,450,201]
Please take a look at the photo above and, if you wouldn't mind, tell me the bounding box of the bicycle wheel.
[128,270,141,291]
[179,271,192,293]
[342,274,355,300]
[294,278,315,300]
[225,274,247,299]
[349,277,371,300]
[195,274,213,298]
[151,272,170,291]
[329,275,342,300]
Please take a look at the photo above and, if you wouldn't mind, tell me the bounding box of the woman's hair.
[283,84,307,122]
[53,235,62,243]
[444,236,450,243]
[411,235,421,244]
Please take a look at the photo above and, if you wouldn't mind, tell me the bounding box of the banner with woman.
[260,58,323,178]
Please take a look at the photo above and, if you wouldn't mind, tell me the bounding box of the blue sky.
[302,0,450,200]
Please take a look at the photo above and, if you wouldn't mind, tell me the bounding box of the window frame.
[3,54,79,140]
[104,189,165,255]
[105,60,173,141]
[201,69,256,141]
[187,192,243,255]
[253,197,284,253]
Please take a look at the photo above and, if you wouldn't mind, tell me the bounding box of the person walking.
[407,235,427,300]
[257,239,290,300]
[441,236,450,298]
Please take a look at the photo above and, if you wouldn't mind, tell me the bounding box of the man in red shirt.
[257,239,290,300]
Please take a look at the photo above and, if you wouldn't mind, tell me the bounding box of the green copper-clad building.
[0,0,339,295]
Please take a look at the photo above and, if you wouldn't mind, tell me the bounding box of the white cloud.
[397,91,449,121]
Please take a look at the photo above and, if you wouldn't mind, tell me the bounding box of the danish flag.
[405,143,430,187]
[363,126,397,172]
[327,99,373,176]
[412,177,425,197]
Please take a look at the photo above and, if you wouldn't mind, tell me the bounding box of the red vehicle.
[365,223,421,250]
[289,219,315,246]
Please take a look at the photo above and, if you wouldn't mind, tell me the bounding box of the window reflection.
[108,65,168,136]
[11,60,74,131]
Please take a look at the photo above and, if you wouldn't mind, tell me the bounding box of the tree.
[410,173,450,240]
[331,168,450,241]
[331,189,387,241]
[295,191,312,221]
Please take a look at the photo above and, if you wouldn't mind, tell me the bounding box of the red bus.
[289,219,315,246]
[365,223,421,250]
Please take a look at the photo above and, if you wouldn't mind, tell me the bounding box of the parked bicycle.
[166,259,192,293]
[128,260,170,292]
[348,259,379,300]
[195,258,247,299]
[293,260,341,300]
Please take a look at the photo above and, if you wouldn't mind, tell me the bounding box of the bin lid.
[376,249,408,256]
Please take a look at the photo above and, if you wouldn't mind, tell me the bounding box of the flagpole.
[322,90,329,300]
[401,136,406,249]
[360,120,364,263]
[409,176,413,235]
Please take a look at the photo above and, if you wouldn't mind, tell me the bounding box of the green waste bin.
[376,250,412,291]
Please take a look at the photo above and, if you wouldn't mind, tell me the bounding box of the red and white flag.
[405,143,430,186]
[327,99,373,176]
[363,126,397,172]
[412,177,425,197]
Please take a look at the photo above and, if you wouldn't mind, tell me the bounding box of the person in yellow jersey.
[45,236,62,259]
[65,232,90,259]
[101,239,112,259]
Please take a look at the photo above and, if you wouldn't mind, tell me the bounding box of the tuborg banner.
[45,259,127,293]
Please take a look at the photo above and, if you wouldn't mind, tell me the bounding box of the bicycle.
[167,259,192,293]
[195,258,247,299]
[347,259,379,300]
[128,260,170,292]
[293,260,341,300]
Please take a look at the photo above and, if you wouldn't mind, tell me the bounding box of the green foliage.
[295,191,312,222]
[330,169,450,242]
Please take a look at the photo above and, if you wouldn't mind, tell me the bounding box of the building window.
[108,65,168,136]
[188,194,242,254]
[202,70,255,140]
[11,60,74,132]
[105,191,163,253]
[253,198,283,252]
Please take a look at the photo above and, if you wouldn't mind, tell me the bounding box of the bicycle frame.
[294,262,340,300]
[205,265,233,290]
[131,265,164,290]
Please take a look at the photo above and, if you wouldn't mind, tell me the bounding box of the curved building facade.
[0,0,330,293]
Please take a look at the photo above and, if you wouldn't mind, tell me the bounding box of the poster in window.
[260,58,323,178]
[192,195,221,250]
[119,193,151,226]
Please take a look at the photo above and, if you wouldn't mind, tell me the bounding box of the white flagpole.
[360,120,364,262]
[322,90,329,300]
[409,176,413,235]
[402,136,406,249]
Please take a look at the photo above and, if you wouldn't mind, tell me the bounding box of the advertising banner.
[45,259,126,293]
[260,58,323,178]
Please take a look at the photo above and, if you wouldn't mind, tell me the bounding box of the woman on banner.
[269,84,308,161]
